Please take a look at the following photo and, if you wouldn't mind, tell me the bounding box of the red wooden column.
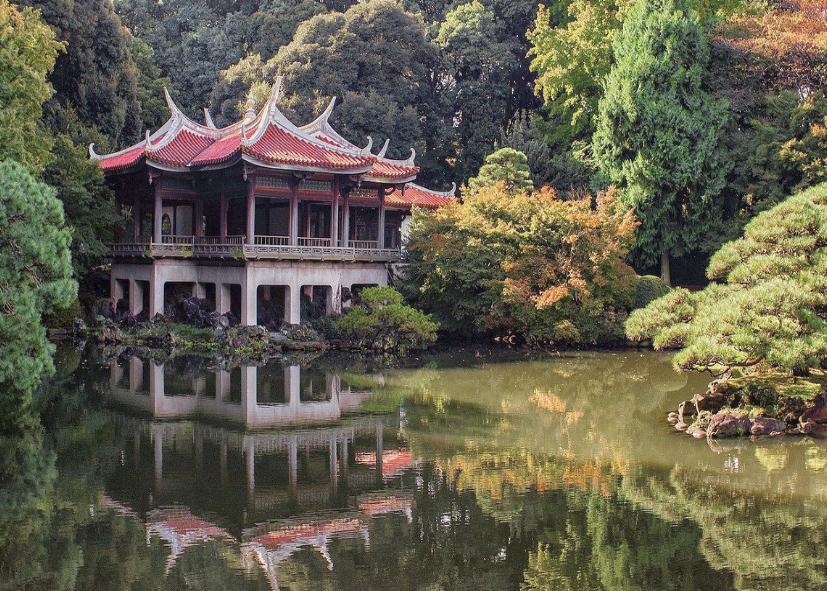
[289,181,299,246]
[133,195,141,241]
[246,174,256,246]
[342,190,350,248]
[331,179,340,247]
[219,188,227,240]
[152,179,163,244]
[377,188,386,249]
[194,199,203,238]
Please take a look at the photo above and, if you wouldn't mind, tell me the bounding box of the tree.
[232,1,447,178]
[403,183,638,345]
[593,0,729,284]
[529,0,633,143]
[42,136,118,279]
[19,0,141,148]
[626,183,827,374]
[0,161,75,433]
[0,0,61,175]
[436,1,519,181]
[468,148,535,194]
[130,37,174,133]
[335,286,438,351]
[500,112,554,191]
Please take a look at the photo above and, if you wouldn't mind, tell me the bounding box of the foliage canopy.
[627,183,827,373]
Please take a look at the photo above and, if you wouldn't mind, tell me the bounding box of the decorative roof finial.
[449,182,457,197]
[203,107,216,129]
[241,121,248,144]
[244,90,256,123]
[361,136,373,156]
[88,143,100,160]
[378,138,390,159]
[145,129,151,150]
[405,148,416,166]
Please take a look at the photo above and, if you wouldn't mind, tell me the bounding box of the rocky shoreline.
[668,377,827,440]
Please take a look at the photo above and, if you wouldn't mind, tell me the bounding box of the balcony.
[109,235,402,263]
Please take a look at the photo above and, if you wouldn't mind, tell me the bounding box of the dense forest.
[6,0,827,283]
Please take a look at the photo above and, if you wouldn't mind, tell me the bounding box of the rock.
[214,314,230,330]
[798,419,817,435]
[667,412,678,425]
[750,417,787,436]
[706,412,751,439]
[675,422,688,431]
[213,327,226,339]
[690,390,727,415]
[93,298,115,320]
[72,317,88,338]
[693,429,707,439]
[677,400,695,424]
[271,333,288,344]
[800,389,827,424]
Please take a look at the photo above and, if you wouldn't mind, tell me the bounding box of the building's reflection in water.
[103,356,415,589]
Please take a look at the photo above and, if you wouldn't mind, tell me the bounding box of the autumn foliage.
[403,183,639,345]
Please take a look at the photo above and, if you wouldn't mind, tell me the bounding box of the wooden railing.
[109,234,402,262]
[255,235,290,246]
[298,237,332,247]
[193,235,246,256]
[350,240,379,249]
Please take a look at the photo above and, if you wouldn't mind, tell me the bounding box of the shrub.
[634,276,671,310]
[335,287,438,352]
[42,298,82,329]
[402,183,638,346]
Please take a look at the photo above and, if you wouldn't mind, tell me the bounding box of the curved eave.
[240,152,375,175]
[99,156,147,176]
[364,173,419,185]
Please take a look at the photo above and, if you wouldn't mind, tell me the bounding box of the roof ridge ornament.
[405,148,416,166]
[145,129,151,150]
[361,136,373,156]
[203,107,216,129]
[88,143,101,160]
[244,90,257,123]
[448,182,457,197]
[163,87,180,115]
[377,138,390,159]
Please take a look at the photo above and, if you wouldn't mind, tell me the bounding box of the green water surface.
[2,347,826,590]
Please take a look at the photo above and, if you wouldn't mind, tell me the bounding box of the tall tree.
[0,161,75,433]
[436,1,518,181]
[0,0,61,175]
[19,0,141,148]
[593,0,729,284]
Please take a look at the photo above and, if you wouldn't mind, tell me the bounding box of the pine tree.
[0,161,75,433]
[468,148,535,194]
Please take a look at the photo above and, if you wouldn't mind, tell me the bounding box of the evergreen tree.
[468,148,535,194]
[0,0,61,175]
[0,161,75,433]
[592,0,729,284]
[19,0,141,148]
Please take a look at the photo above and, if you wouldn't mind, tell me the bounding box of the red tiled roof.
[368,158,419,182]
[149,129,215,168]
[244,124,375,171]
[93,80,376,175]
[387,183,456,210]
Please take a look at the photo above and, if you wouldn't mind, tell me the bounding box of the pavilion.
[93,77,455,325]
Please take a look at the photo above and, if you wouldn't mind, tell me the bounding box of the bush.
[634,276,671,310]
[42,298,82,329]
[335,287,438,352]
[402,183,638,346]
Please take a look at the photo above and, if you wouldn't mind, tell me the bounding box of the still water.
[2,347,827,590]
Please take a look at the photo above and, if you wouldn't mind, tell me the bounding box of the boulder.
[93,298,115,320]
[750,417,787,436]
[72,317,88,338]
[800,389,827,424]
[706,412,751,439]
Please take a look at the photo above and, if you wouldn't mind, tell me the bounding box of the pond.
[2,347,827,590]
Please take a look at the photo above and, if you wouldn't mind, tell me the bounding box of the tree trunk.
[661,251,671,287]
